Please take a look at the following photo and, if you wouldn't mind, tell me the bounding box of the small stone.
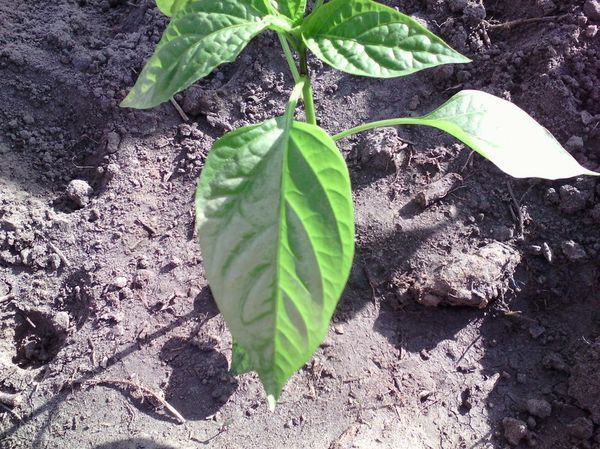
[333,324,345,335]
[137,256,150,269]
[544,187,559,205]
[66,180,93,208]
[566,135,584,151]
[586,24,598,37]
[566,417,594,439]
[526,399,552,418]
[559,185,587,214]
[106,131,121,154]
[502,417,528,446]
[584,0,600,21]
[581,111,594,125]
[562,240,587,261]
[47,253,62,271]
[89,208,101,221]
[527,416,537,429]
[53,311,70,332]
[112,276,128,289]
[541,242,553,263]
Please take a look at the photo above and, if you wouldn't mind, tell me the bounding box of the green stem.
[302,80,316,125]
[285,78,307,122]
[298,47,317,125]
[277,32,301,83]
[333,118,425,141]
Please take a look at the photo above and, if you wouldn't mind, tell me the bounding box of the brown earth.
[1,0,600,448]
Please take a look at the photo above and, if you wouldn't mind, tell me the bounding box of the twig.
[47,242,71,268]
[135,218,158,236]
[0,294,14,304]
[170,97,189,122]
[486,14,568,31]
[506,181,524,238]
[76,378,186,424]
[455,334,482,367]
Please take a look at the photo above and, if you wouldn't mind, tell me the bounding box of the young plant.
[122,0,598,408]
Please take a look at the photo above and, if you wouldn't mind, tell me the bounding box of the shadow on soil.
[0,287,236,443]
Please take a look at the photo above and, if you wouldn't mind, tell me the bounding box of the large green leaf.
[412,90,599,179]
[121,0,288,109]
[195,117,354,404]
[155,0,191,17]
[270,0,307,23]
[301,0,470,78]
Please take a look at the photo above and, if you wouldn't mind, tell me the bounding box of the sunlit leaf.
[196,116,354,402]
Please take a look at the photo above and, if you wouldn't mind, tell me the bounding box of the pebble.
[112,276,128,289]
[561,240,587,261]
[333,324,345,335]
[53,311,70,332]
[584,0,600,21]
[502,417,528,445]
[566,417,594,439]
[526,398,552,418]
[106,131,120,154]
[565,135,584,151]
[541,242,553,263]
[66,180,93,207]
[586,24,598,37]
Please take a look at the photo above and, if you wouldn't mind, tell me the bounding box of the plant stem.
[302,80,317,125]
[298,47,317,125]
[332,118,425,141]
[277,32,301,83]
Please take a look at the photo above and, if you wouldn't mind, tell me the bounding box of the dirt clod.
[526,398,552,419]
[566,417,594,440]
[414,242,520,308]
[66,180,93,208]
[503,417,528,446]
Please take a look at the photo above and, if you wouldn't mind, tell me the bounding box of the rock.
[586,24,598,38]
[541,242,553,263]
[559,185,587,214]
[413,242,521,308]
[106,131,120,154]
[333,324,345,335]
[52,311,70,333]
[566,417,594,439]
[566,135,584,151]
[66,180,93,207]
[526,399,552,418]
[561,240,587,261]
[584,0,600,21]
[112,276,128,289]
[181,86,219,116]
[544,187,559,205]
[502,417,528,445]
[582,111,594,125]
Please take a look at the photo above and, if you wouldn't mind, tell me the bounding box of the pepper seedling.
[121,0,598,408]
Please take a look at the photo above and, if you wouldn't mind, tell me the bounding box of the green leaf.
[195,117,354,402]
[270,0,307,23]
[230,338,253,375]
[155,0,191,17]
[121,0,284,109]
[412,90,599,179]
[301,0,470,78]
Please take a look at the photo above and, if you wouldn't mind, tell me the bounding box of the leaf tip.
[267,395,277,412]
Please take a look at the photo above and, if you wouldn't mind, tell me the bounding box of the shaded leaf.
[270,0,307,23]
[302,0,470,78]
[196,117,354,402]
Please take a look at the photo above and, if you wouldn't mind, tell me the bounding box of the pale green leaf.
[121,0,282,109]
[413,90,599,179]
[195,117,354,401]
[270,0,307,23]
[301,0,470,78]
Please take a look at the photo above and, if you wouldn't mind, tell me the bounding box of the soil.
[1,0,600,448]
